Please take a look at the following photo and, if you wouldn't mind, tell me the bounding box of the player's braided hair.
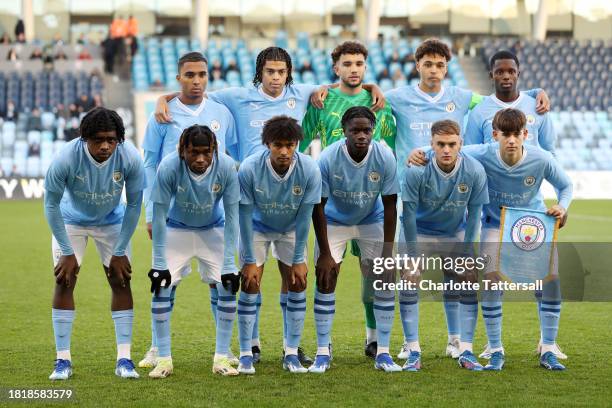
[261,115,304,145]
[178,125,218,161]
[415,38,452,62]
[253,47,293,87]
[341,106,376,130]
[492,108,526,135]
[79,107,125,143]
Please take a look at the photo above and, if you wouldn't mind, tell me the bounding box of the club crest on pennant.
[511,215,546,251]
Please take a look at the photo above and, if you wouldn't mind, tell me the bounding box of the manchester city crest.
[445,102,455,112]
[210,120,221,132]
[368,171,381,182]
[457,183,469,193]
[113,171,123,182]
[287,98,296,109]
[212,183,222,193]
[524,176,536,186]
[511,215,546,251]
[526,114,536,125]
[292,185,303,195]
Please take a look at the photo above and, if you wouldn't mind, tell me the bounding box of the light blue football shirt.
[238,149,321,234]
[464,92,556,156]
[385,85,473,176]
[209,84,318,162]
[402,152,489,236]
[142,97,237,221]
[318,140,399,226]
[44,138,145,226]
[150,151,240,230]
[461,143,572,229]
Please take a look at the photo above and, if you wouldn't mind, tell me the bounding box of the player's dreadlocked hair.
[253,47,293,87]
[415,38,452,62]
[178,51,208,73]
[489,50,520,70]
[79,107,125,143]
[492,108,526,135]
[341,106,376,130]
[178,125,218,160]
[261,115,304,145]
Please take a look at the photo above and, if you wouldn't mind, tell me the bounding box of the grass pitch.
[1,200,611,407]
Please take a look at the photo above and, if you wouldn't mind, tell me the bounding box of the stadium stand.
[131,34,469,91]
[480,38,612,170]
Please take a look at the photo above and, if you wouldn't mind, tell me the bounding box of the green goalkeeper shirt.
[299,87,396,152]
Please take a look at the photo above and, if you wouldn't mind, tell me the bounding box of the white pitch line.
[570,214,612,223]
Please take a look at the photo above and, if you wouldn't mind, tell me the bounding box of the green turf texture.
[1,200,611,407]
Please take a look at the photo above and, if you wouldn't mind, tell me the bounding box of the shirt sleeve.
[224,110,239,161]
[401,166,422,204]
[318,157,330,198]
[544,154,573,210]
[303,163,322,205]
[150,163,175,206]
[377,103,397,151]
[237,164,254,206]
[537,113,557,157]
[523,88,543,99]
[381,148,400,196]
[222,160,241,205]
[124,145,145,195]
[142,115,165,154]
[464,109,484,145]
[44,155,69,194]
[299,103,319,152]
[468,164,489,206]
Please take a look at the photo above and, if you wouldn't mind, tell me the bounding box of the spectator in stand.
[77,33,88,45]
[54,49,68,60]
[28,142,40,157]
[211,59,224,80]
[101,35,116,73]
[78,49,92,60]
[407,64,419,81]
[110,15,128,39]
[30,48,43,60]
[0,33,11,44]
[1,101,18,121]
[224,59,239,76]
[387,51,401,65]
[27,108,43,131]
[68,103,80,118]
[76,94,95,113]
[14,19,25,43]
[299,60,313,75]
[127,15,139,37]
[392,67,406,82]
[377,67,390,82]
[93,94,103,108]
[6,48,19,61]
[51,33,64,46]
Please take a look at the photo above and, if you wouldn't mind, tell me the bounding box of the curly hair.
[341,106,376,130]
[415,38,452,62]
[79,107,125,143]
[261,115,304,145]
[331,41,368,64]
[178,125,218,161]
[253,47,293,87]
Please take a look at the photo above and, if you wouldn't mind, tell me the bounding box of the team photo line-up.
[45,38,572,381]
